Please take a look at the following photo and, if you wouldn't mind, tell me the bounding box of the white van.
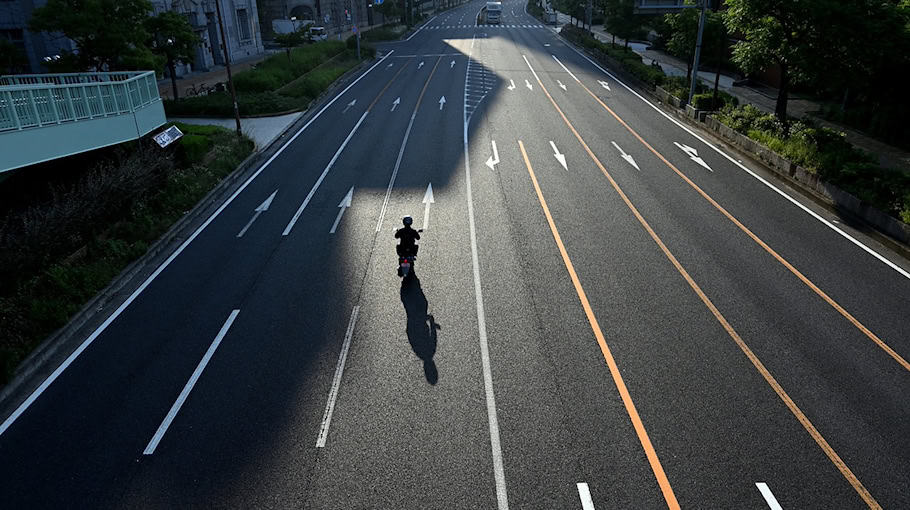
[484,1,503,24]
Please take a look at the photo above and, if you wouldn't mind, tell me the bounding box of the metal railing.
[0,71,161,132]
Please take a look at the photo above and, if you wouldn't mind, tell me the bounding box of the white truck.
[483,1,503,24]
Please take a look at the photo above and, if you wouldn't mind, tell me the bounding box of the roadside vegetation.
[164,41,374,117]
[715,105,910,223]
[0,124,254,383]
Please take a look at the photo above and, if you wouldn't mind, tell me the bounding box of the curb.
[0,53,380,423]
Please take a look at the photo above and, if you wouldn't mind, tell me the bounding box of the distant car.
[308,26,328,42]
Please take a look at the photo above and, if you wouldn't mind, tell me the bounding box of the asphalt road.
[2,1,909,508]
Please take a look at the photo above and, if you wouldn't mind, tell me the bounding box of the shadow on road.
[400,275,441,384]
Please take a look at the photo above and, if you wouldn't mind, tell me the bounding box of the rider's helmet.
[402,215,413,226]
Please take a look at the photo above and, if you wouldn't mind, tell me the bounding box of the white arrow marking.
[343,99,356,113]
[598,80,610,90]
[485,140,500,170]
[450,60,456,69]
[557,79,567,91]
[611,141,640,171]
[391,97,400,111]
[387,62,393,68]
[237,190,277,237]
[329,187,354,234]
[439,96,446,110]
[550,141,567,170]
[507,79,516,90]
[418,61,425,69]
[674,142,713,172]
[422,183,435,230]
[525,79,533,90]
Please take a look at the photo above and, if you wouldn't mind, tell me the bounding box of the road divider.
[144,309,240,455]
[522,54,882,510]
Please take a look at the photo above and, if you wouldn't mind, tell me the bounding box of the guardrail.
[0,71,160,132]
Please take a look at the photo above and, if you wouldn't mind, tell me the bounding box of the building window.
[236,8,251,41]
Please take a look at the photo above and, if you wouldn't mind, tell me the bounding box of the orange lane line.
[367,56,413,112]
[573,72,909,374]
[526,57,882,510]
[518,140,680,510]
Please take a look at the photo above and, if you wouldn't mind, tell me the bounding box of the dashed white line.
[143,309,240,455]
[577,483,595,510]
[756,483,783,510]
[316,306,360,448]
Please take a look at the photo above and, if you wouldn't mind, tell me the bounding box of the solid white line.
[464,39,509,510]
[559,40,910,280]
[0,50,394,438]
[143,309,239,455]
[315,306,360,448]
[404,15,437,42]
[756,482,783,510]
[552,55,580,82]
[375,109,419,232]
[284,111,369,236]
[577,482,595,510]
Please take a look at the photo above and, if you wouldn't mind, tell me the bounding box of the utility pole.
[687,0,707,107]
[214,0,241,135]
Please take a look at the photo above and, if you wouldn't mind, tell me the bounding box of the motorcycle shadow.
[400,276,441,385]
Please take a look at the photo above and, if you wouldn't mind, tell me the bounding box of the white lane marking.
[316,306,360,448]
[756,483,783,510]
[559,40,910,280]
[552,55,580,82]
[612,141,640,171]
[422,183,435,230]
[485,140,500,170]
[0,50,395,439]
[375,92,424,232]
[236,189,277,237]
[577,482,595,510]
[550,141,568,170]
[329,186,354,234]
[143,309,239,455]
[404,15,436,42]
[283,110,369,236]
[465,39,509,510]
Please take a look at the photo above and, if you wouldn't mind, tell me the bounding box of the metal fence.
[0,71,160,132]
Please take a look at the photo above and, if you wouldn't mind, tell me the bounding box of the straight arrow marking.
[422,183,435,230]
[450,60,456,68]
[391,97,400,111]
[485,140,500,170]
[418,61,425,69]
[237,190,277,237]
[674,142,713,172]
[439,96,446,110]
[611,141,640,171]
[550,141,568,170]
[525,79,533,90]
[343,99,356,113]
[557,79,567,91]
[329,187,354,234]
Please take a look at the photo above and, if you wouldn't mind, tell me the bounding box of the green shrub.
[280,64,350,99]
[178,134,212,165]
[691,91,737,111]
[361,26,405,42]
[233,71,285,93]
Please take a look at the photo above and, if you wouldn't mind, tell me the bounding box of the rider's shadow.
[400,276,441,385]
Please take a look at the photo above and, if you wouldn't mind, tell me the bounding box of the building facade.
[153,0,265,75]
[0,0,77,74]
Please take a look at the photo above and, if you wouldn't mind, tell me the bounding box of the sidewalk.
[169,113,303,150]
[556,13,910,172]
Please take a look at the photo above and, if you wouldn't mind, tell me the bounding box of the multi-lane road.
[2,1,909,508]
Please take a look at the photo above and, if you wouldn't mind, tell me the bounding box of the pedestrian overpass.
[0,71,166,173]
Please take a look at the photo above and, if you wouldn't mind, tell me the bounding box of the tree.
[665,7,726,90]
[145,10,200,100]
[724,0,822,121]
[274,25,311,63]
[0,39,28,75]
[30,0,155,72]
[603,0,640,50]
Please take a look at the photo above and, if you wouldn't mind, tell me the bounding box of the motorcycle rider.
[395,215,420,275]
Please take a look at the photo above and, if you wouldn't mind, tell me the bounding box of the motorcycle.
[397,229,423,279]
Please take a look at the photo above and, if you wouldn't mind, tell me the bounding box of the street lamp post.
[687,0,707,107]
[214,0,242,135]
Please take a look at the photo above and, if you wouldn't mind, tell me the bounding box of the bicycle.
[184,82,209,97]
